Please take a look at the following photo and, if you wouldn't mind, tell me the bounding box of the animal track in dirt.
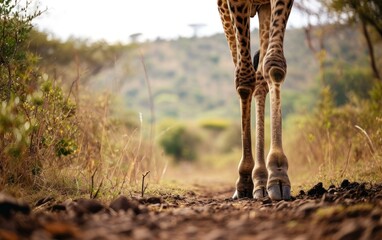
[1,179,382,240]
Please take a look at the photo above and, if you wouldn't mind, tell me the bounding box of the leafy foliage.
[328,0,382,36]
[0,1,78,185]
[323,66,374,106]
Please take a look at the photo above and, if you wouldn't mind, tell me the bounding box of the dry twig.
[141,171,150,198]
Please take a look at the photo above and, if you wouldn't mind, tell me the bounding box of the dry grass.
[285,100,382,189]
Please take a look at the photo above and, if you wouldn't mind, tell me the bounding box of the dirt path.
[1,180,382,239]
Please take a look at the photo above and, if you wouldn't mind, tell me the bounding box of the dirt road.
[1,180,382,239]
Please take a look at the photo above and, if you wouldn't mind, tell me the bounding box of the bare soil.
[1,179,382,240]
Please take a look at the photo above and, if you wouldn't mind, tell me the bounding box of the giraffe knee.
[237,86,253,100]
[263,52,287,84]
[269,66,286,84]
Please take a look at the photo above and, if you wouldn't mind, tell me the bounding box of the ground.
[1,180,382,240]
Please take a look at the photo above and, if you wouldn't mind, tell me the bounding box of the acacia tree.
[325,0,382,80]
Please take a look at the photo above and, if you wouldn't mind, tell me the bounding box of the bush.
[0,1,78,185]
[158,120,200,162]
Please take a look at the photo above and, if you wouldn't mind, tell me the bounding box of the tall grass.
[285,84,382,187]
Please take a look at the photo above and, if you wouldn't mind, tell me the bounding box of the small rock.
[298,190,306,196]
[0,193,30,218]
[142,197,162,204]
[297,201,319,217]
[110,195,141,214]
[275,201,290,210]
[76,198,105,214]
[261,197,272,205]
[341,179,350,188]
[307,182,327,197]
[67,198,104,217]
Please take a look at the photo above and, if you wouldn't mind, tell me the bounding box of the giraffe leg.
[266,82,291,200]
[263,0,294,200]
[233,86,255,199]
[220,0,256,199]
[252,4,271,199]
[253,73,269,199]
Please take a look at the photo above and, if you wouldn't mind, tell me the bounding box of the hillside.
[30,25,371,122]
[85,28,316,121]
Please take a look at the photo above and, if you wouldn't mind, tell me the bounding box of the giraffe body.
[217,0,294,200]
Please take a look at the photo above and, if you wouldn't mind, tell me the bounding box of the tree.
[188,24,206,38]
[0,0,43,101]
[325,0,382,80]
[328,0,382,37]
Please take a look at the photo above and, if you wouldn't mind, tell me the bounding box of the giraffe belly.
[252,0,270,5]
[250,0,270,17]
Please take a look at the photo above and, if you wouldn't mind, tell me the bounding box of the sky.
[33,0,306,43]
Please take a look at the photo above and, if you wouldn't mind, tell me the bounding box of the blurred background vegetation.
[0,0,381,199]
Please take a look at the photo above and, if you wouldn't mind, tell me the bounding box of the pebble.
[0,193,30,218]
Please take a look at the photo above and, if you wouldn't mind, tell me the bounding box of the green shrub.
[0,1,78,185]
[158,120,200,162]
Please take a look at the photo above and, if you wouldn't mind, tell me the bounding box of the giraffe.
[217,0,293,200]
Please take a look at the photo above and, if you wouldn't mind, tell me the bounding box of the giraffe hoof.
[253,187,268,199]
[232,189,253,199]
[268,184,291,201]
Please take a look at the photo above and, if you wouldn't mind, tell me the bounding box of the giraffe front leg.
[266,78,291,201]
[223,0,256,199]
[260,0,293,201]
[263,50,291,201]
[233,86,255,199]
